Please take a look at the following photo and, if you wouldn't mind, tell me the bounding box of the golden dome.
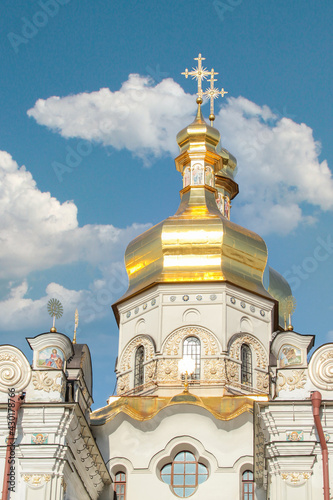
[117,104,270,303]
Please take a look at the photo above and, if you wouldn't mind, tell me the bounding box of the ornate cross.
[182,53,210,101]
[182,54,228,125]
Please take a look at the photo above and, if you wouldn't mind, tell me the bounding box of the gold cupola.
[116,55,272,305]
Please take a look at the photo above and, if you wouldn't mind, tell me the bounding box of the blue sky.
[0,0,332,408]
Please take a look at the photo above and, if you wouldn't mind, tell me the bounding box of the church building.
[0,54,332,500]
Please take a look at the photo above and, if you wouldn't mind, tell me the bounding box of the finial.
[182,54,228,124]
[203,68,228,125]
[281,295,297,331]
[182,53,210,101]
[73,308,79,344]
[47,298,63,333]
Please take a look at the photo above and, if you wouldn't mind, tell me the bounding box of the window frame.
[134,345,145,390]
[113,471,126,500]
[182,337,201,380]
[242,470,254,500]
[160,451,208,498]
[241,343,252,387]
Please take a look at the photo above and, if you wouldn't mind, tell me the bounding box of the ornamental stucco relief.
[203,358,226,381]
[309,345,333,390]
[281,472,311,486]
[229,334,268,369]
[32,371,63,393]
[119,335,155,372]
[156,359,179,382]
[226,360,239,383]
[163,327,219,356]
[257,372,269,393]
[0,346,31,393]
[117,373,130,394]
[277,370,307,391]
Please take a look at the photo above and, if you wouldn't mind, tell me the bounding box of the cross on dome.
[182,54,228,125]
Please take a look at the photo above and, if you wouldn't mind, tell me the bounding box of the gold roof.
[91,395,262,425]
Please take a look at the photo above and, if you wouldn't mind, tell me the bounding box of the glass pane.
[185,463,196,474]
[161,474,171,485]
[249,471,253,480]
[173,487,184,497]
[249,484,253,492]
[198,464,207,474]
[249,494,253,500]
[185,452,195,461]
[244,484,248,492]
[175,452,185,461]
[185,475,196,486]
[173,475,184,486]
[198,474,207,484]
[174,464,185,474]
[184,487,195,497]
[162,464,171,474]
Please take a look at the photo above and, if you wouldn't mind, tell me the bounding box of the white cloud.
[0,151,150,330]
[27,76,333,235]
[0,150,150,279]
[27,74,195,161]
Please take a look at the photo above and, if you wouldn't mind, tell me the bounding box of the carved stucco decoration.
[257,372,269,393]
[281,472,311,486]
[156,359,179,382]
[145,360,157,381]
[117,373,130,394]
[0,346,31,393]
[203,358,226,381]
[309,345,333,390]
[226,360,239,383]
[23,474,51,486]
[32,371,63,393]
[277,370,307,392]
[119,335,155,372]
[163,327,219,356]
[229,334,268,369]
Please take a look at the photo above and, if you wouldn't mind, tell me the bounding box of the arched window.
[183,337,201,379]
[134,346,144,389]
[242,470,254,500]
[241,344,252,386]
[114,471,126,500]
[161,451,208,497]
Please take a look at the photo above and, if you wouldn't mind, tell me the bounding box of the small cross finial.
[182,54,228,125]
[203,68,228,125]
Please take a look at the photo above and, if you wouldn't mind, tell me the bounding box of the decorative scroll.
[32,371,63,393]
[119,335,155,372]
[0,346,31,393]
[309,345,333,390]
[229,334,268,369]
[163,327,219,356]
[277,370,307,391]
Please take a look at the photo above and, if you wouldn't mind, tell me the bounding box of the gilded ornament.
[256,372,269,393]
